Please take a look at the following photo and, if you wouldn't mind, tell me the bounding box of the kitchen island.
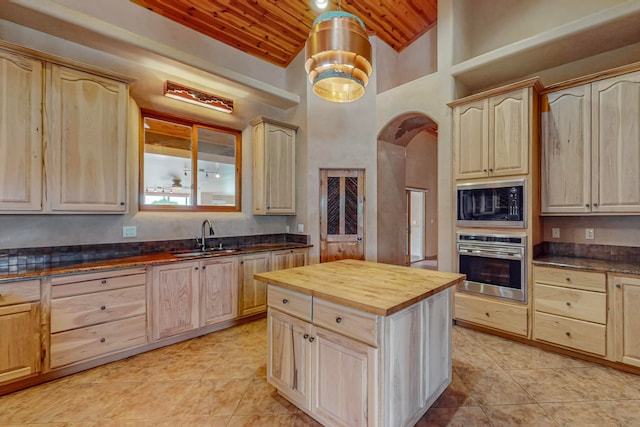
[255,259,465,427]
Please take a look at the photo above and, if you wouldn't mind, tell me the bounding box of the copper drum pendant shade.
[305,11,372,102]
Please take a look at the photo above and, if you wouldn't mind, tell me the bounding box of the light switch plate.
[585,228,595,240]
[552,228,560,238]
[123,226,137,238]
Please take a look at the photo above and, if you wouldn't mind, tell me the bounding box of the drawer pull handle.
[335,317,343,324]
[100,338,106,343]
[100,305,106,310]
[308,337,315,342]
[566,302,571,306]
[282,298,289,304]
[565,332,571,337]
[303,334,309,339]
[101,280,107,285]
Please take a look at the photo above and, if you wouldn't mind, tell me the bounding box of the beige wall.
[406,132,438,258]
[377,140,407,265]
[542,216,640,247]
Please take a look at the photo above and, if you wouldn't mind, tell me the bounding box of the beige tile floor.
[1,318,639,426]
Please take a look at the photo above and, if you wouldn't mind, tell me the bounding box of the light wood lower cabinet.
[200,257,238,326]
[151,261,199,340]
[533,266,607,356]
[238,253,271,317]
[454,292,528,336]
[50,268,147,368]
[271,248,308,271]
[611,275,640,368]
[0,279,41,384]
[267,285,452,427]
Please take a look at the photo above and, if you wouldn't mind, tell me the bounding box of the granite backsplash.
[0,233,310,272]
[536,242,640,263]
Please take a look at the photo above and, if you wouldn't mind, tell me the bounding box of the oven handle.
[458,247,523,260]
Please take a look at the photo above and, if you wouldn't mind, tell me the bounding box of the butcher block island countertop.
[254,259,465,316]
[256,259,466,427]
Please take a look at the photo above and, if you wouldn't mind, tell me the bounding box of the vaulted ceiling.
[130,0,437,67]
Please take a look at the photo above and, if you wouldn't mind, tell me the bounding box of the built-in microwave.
[456,179,526,228]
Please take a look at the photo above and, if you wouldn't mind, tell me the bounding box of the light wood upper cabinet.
[152,261,200,340]
[591,71,640,213]
[200,257,238,326]
[0,279,41,384]
[541,70,640,214]
[452,84,534,180]
[0,49,43,212]
[251,116,298,215]
[541,85,592,213]
[45,64,128,213]
[238,252,271,317]
[611,275,640,368]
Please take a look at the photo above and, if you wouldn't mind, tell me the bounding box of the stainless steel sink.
[173,248,239,258]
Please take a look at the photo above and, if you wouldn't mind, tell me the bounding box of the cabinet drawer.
[534,284,606,324]
[534,311,606,356]
[51,268,146,298]
[50,314,147,368]
[455,292,528,336]
[268,285,311,322]
[313,298,378,347]
[534,266,605,292]
[0,279,40,306]
[51,285,146,333]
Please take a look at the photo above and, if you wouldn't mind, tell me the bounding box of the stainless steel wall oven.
[456,233,527,302]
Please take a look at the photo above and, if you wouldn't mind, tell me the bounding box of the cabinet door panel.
[46,64,127,212]
[0,50,42,211]
[267,309,311,410]
[489,88,529,176]
[0,303,40,383]
[265,124,295,213]
[592,71,640,212]
[239,253,270,316]
[152,262,199,340]
[613,276,640,367]
[541,85,591,213]
[313,327,372,427]
[453,100,488,179]
[200,257,238,326]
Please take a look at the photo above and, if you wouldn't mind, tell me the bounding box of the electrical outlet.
[585,228,595,240]
[123,226,137,238]
[285,225,290,233]
[552,228,560,239]
[297,223,304,233]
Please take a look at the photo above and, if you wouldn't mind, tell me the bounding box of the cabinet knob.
[282,298,289,304]
[593,203,598,207]
[100,338,106,343]
[585,204,590,208]
[616,284,621,289]
[195,267,199,270]
[100,305,106,310]
[566,302,571,306]
[101,280,107,285]
[489,168,493,172]
[485,312,490,317]
[565,277,571,282]
[483,169,487,172]
[565,332,571,337]
[308,337,315,342]
[119,202,125,206]
[303,334,309,339]
[335,317,343,324]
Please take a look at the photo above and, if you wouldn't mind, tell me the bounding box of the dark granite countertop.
[533,256,640,276]
[0,242,311,283]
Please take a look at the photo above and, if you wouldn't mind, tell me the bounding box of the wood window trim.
[139,109,242,212]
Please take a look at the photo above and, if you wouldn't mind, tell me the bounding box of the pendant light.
[305,1,372,103]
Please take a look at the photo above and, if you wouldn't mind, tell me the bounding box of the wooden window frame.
[139,110,242,212]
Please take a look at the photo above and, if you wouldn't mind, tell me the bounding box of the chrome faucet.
[200,219,215,251]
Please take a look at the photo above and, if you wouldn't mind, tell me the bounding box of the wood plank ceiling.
[130,0,437,67]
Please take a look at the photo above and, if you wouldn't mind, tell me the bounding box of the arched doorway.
[377,113,438,268]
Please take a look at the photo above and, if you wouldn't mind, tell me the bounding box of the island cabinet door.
[267,309,312,410]
[311,326,377,427]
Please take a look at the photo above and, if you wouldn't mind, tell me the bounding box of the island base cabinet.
[612,276,640,368]
[267,309,312,411]
[313,327,376,427]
